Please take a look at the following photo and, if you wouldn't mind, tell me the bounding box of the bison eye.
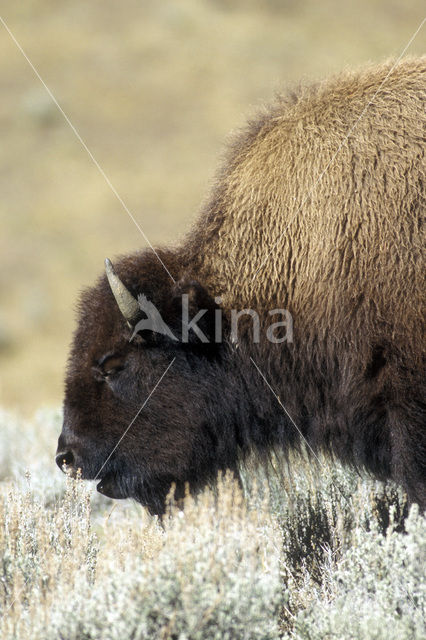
[92,353,126,380]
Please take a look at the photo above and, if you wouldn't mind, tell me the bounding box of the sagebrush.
[0,409,424,639]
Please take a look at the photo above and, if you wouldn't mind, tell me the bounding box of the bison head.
[56,250,239,515]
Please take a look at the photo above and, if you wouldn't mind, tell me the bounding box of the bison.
[56,57,425,515]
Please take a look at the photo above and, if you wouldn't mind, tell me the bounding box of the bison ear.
[165,278,223,347]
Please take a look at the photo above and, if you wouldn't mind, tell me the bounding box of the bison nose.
[55,450,75,471]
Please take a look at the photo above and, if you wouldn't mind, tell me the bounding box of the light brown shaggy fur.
[180,56,424,504]
[185,57,424,357]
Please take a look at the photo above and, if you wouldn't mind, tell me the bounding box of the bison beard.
[57,57,426,515]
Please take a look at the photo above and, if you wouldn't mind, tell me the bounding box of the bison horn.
[105,258,140,325]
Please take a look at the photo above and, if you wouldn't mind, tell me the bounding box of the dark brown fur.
[57,58,425,514]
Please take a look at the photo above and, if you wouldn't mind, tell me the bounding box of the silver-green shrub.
[287,506,425,640]
[0,409,424,639]
[0,456,281,640]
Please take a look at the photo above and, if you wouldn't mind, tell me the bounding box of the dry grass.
[1,0,425,410]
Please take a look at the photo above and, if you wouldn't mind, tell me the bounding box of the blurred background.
[0,0,425,413]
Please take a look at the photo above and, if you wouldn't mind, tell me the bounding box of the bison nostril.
[55,450,75,470]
